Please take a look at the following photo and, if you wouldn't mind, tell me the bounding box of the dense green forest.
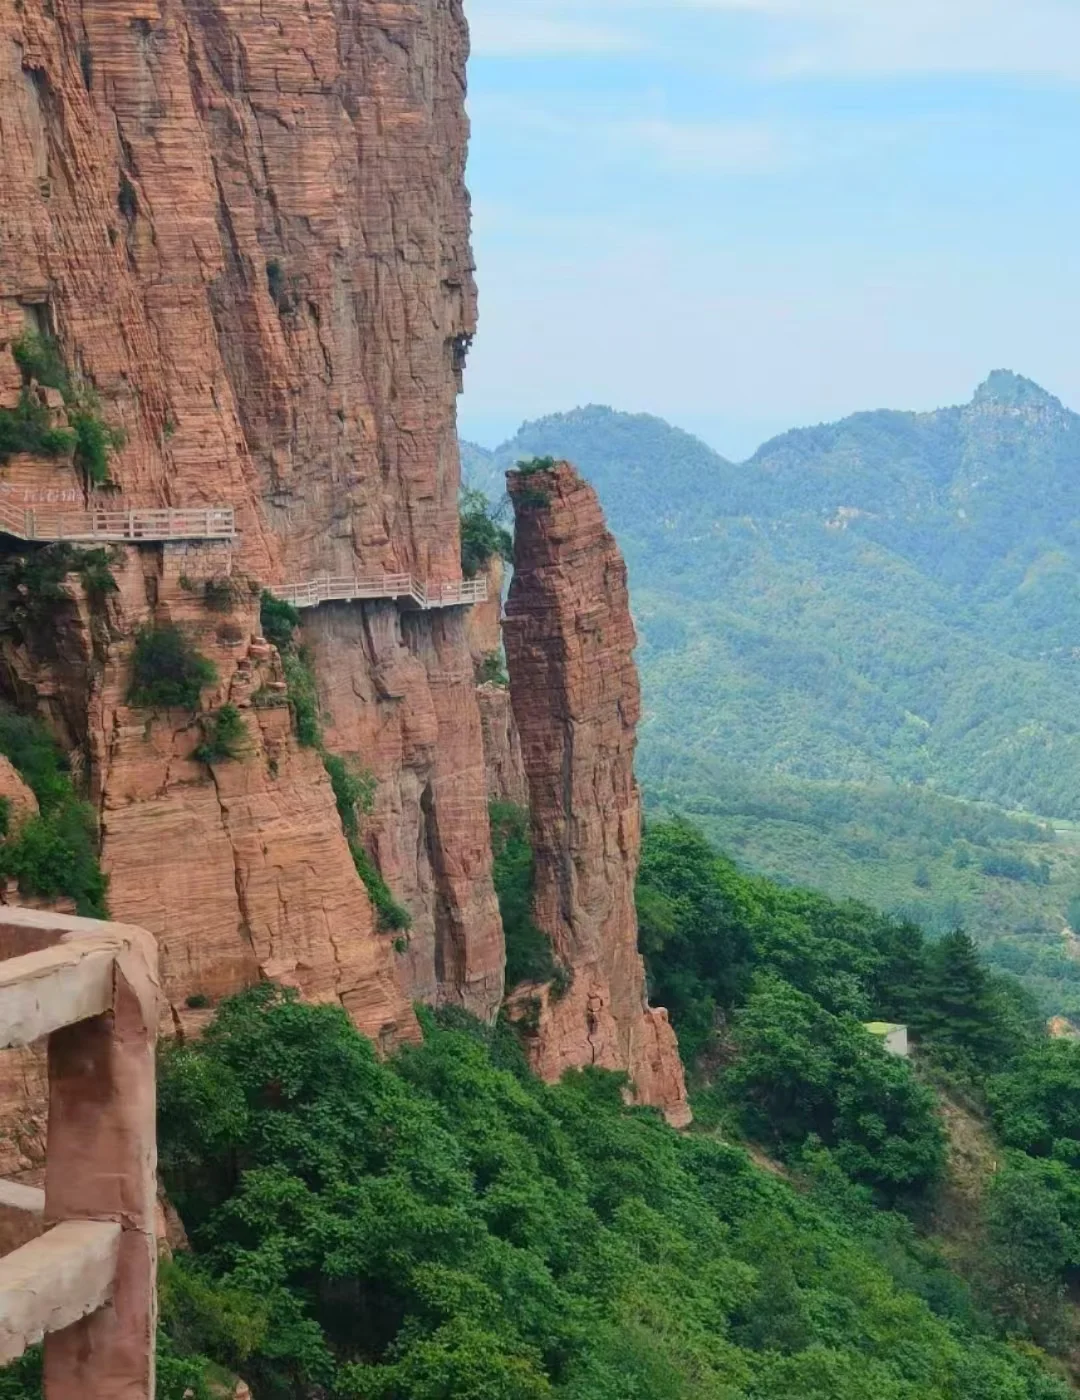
[464,373,1080,1011]
[7,818,1080,1397]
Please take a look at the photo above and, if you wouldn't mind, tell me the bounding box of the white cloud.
[468,8,639,58]
[467,96,792,175]
[468,0,1080,80]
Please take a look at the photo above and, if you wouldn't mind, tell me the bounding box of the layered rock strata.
[503,462,690,1126]
[0,0,502,1032]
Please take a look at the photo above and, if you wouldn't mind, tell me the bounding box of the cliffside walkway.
[0,500,236,543]
[0,500,488,611]
[267,573,488,611]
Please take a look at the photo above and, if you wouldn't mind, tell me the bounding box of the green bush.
[981,852,1051,885]
[118,173,138,220]
[203,577,239,613]
[460,488,512,579]
[70,407,125,486]
[514,455,557,476]
[11,332,68,392]
[0,543,116,634]
[260,592,301,652]
[0,391,75,464]
[0,710,73,812]
[3,335,123,483]
[259,593,411,936]
[265,259,292,313]
[476,651,509,687]
[0,1347,40,1400]
[194,706,247,765]
[0,805,108,917]
[323,754,376,839]
[351,840,412,932]
[0,707,107,917]
[281,650,320,748]
[128,624,217,710]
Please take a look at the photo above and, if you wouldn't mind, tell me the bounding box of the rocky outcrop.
[466,556,505,664]
[0,0,499,1030]
[503,462,690,1126]
[0,758,37,832]
[476,684,527,807]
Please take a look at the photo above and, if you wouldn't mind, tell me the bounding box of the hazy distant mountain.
[464,374,1080,821]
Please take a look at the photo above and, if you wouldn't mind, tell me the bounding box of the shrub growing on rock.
[128,624,217,710]
[193,706,247,765]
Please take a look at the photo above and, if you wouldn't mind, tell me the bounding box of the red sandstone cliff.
[0,0,503,1037]
[503,462,690,1127]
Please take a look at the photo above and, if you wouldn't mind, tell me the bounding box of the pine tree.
[916,929,1002,1067]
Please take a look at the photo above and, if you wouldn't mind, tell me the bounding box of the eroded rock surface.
[0,0,494,1032]
[504,462,690,1126]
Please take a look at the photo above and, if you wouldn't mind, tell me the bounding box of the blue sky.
[457,0,1080,459]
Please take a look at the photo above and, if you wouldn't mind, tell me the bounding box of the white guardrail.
[0,500,488,612]
[0,501,236,542]
[267,574,489,611]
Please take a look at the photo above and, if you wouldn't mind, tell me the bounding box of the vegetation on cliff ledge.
[2,332,125,484]
[0,708,107,917]
[128,623,217,711]
[459,487,512,580]
[0,543,118,635]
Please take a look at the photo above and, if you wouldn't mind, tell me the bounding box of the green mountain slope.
[465,376,1080,1009]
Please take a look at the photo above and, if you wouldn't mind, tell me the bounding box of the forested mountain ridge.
[465,372,1080,816]
[464,375,1080,1007]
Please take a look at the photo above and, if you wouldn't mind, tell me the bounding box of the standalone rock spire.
[503,461,690,1126]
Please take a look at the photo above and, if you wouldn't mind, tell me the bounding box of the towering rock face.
[503,462,690,1126]
[0,0,502,1031]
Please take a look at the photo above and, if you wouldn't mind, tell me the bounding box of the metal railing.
[0,501,236,543]
[0,907,159,1397]
[268,573,488,611]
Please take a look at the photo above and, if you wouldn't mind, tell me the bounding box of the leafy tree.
[988,1039,1080,1157]
[637,818,755,1061]
[721,977,945,1200]
[978,1156,1080,1346]
[460,488,512,580]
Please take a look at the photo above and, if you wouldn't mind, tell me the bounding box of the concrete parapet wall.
[0,908,160,1399]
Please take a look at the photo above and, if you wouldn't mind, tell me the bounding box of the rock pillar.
[503,461,690,1126]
